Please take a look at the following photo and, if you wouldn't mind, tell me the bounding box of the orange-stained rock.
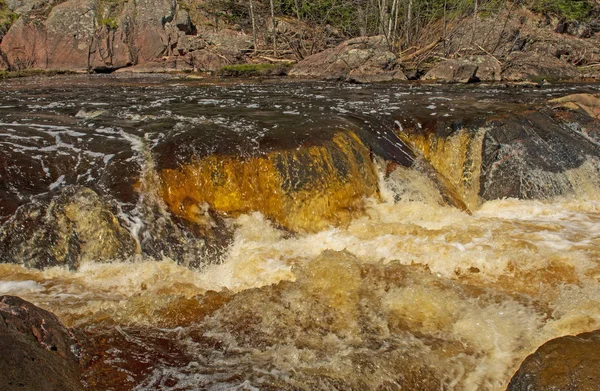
[159,131,379,233]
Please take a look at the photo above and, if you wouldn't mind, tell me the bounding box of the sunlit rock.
[0,186,136,269]
[550,93,600,120]
[508,330,600,391]
[0,295,84,391]
[423,59,479,83]
[289,35,407,82]
[159,130,379,233]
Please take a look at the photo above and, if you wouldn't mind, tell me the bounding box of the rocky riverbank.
[0,0,599,82]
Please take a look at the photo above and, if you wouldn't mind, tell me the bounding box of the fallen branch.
[258,56,296,64]
[399,37,443,62]
[579,63,600,68]
[474,43,502,65]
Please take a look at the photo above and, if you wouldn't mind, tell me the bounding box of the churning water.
[1,74,599,390]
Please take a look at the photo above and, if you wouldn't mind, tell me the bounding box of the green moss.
[217,63,292,77]
[101,16,118,29]
[0,69,76,79]
[0,0,17,35]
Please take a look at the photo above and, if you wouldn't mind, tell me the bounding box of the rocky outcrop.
[289,35,406,82]
[0,0,249,72]
[502,51,580,81]
[0,295,84,391]
[0,186,136,269]
[508,329,600,391]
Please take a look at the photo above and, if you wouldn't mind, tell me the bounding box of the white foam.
[0,280,44,294]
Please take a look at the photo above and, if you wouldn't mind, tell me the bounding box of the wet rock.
[0,186,136,269]
[289,35,406,82]
[422,59,479,83]
[508,330,600,391]
[502,51,580,82]
[397,94,600,204]
[0,295,84,391]
[158,130,379,233]
[480,107,600,200]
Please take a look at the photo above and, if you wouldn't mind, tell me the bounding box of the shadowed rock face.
[0,295,84,391]
[508,330,600,391]
[0,186,136,269]
[396,94,600,206]
[480,108,600,201]
[159,130,380,233]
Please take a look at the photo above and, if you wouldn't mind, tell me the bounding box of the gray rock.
[469,55,502,82]
[423,59,478,83]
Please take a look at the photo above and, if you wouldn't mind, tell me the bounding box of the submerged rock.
[508,330,600,391]
[0,186,136,269]
[158,130,379,233]
[289,35,406,82]
[0,295,84,391]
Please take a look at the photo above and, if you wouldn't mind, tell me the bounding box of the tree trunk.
[249,0,258,53]
[406,0,413,45]
[270,0,277,56]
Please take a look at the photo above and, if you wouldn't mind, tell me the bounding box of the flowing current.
[1,75,600,390]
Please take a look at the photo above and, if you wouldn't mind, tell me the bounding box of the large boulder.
[289,35,406,82]
[508,329,600,391]
[0,186,137,269]
[157,130,380,233]
[423,58,479,83]
[479,106,600,201]
[0,296,84,391]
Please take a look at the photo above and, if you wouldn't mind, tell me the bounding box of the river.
[1,74,599,390]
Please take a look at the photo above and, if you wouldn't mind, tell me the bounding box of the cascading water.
[1,74,600,390]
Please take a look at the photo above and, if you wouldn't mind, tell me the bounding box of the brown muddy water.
[1,74,600,390]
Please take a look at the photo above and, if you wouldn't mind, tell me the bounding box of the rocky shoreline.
[1,0,599,83]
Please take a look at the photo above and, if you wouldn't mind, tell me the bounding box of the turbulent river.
[1,74,600,390]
